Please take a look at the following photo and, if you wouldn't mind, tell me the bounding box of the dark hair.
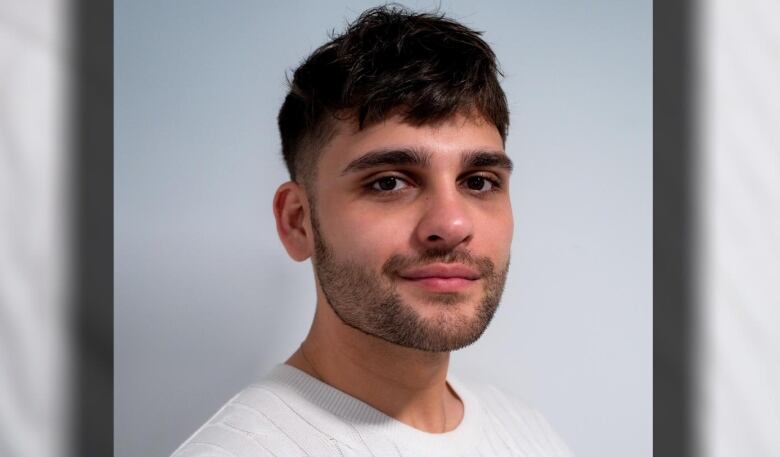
[277,4,509,185]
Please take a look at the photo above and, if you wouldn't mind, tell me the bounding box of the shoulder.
[169,382,341,457]
[453,377,577,457]
[169,385,276,457]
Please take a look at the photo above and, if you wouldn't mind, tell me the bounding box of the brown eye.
[371,176,408,192]
[466,175,492,191]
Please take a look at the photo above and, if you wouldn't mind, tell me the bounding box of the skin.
[272,111,513,434]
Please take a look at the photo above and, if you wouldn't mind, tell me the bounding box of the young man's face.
[309,112,514,352]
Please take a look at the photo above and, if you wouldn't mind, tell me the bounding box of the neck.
[285,300,463,433]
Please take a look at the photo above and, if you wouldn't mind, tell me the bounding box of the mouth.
[397,263,481,293]
[399,276,480,293]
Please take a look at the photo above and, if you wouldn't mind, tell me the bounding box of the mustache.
[382,249,496,277]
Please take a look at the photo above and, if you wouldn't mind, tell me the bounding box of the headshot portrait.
[116,2,651,457]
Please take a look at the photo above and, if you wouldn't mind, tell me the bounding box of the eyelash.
[364,173,504,195]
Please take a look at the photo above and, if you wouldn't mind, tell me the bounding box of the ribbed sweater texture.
[171,364,574,457]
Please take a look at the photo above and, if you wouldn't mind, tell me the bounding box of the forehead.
[317,113,505,172]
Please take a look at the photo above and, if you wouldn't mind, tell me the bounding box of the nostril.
[427,234,443,241]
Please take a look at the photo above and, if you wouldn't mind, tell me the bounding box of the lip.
[398,263,481,293]
[399,263,481,280]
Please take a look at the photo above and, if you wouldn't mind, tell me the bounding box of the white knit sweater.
[171,364,574,457]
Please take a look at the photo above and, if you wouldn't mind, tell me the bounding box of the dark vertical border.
[654,0,696,456]
[72,0,114,455]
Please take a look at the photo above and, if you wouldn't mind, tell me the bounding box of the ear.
[273,181,313,261]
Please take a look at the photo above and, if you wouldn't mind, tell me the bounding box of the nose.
[414,187,474,252]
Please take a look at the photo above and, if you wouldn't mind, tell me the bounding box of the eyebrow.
[461,151,513,173]
[340,147,513,175]
[341,148,432,175]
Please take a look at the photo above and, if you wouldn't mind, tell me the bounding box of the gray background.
[115,1,651,456]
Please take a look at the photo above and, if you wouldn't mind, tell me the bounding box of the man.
[172,6,574,456]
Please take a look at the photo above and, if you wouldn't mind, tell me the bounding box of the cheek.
[318,201,412,260]
[480,209,514,257]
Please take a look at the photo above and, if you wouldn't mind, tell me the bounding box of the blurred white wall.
[115,1,652,457]
[698,1,780,456]
[0,1,70,456]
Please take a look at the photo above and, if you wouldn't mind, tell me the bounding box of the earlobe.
[273,182,312,261]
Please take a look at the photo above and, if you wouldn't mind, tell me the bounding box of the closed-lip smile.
[398,263,481,280]
[397,263,481,294]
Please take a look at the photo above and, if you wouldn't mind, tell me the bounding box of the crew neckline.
[260,363,484,453]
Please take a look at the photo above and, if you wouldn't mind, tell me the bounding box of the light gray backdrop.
[115,1,651,456]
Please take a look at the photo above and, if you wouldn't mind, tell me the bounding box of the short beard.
[309,204,509,353]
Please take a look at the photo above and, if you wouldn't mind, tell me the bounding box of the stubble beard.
[309,205,510,353]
